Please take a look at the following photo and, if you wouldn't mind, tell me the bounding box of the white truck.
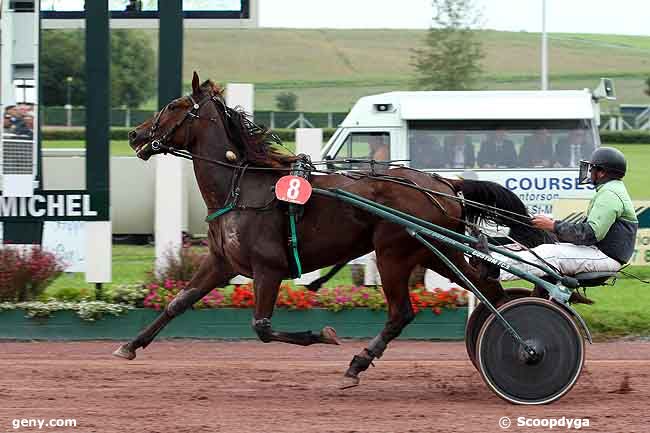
[322,80,615,216]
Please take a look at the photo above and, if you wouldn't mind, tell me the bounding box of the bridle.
[143,90,306,173]
[147,92,222,155]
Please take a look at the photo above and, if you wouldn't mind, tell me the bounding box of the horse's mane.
[203,80,298,168]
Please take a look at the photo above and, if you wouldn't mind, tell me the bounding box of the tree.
[40,31,86,106]
[645,76,650,97]
[110,30,156,108]
[411,0,484,91]
[275,92,298,111]
[40,29,156,108]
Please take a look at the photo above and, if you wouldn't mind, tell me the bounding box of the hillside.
[148,28,650,111]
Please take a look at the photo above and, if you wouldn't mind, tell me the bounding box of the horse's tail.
[453,178,555,247]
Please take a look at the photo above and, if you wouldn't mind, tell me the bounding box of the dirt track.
[1,340,649,433]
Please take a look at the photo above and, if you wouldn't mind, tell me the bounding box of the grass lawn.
[44,245,158,299]
[609,144,649,199]
[574,278,650,339]
[43,140,298,157]
[44,140,134,157]
[503,266,650,339]
[44,244,352,300]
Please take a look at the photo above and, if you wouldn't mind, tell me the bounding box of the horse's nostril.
[128,130,137,141]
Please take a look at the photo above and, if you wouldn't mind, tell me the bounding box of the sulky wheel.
[465,288,531,370]
[476,297,585,405]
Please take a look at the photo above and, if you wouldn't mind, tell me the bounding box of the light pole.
[541,0,548,90]
[65,76,73,126]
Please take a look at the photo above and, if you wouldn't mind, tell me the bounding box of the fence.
[42,107,348,129]
[600,107,650,132]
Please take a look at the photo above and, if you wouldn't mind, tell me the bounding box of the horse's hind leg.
[113,254,234,360]
[342,254,414,389]
[251,269,340,346]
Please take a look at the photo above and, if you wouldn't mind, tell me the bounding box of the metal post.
[541,0,548,90]
[158,0,183,109]
[269,111,275,129]
[328,112,333,128]
[155,0,184,274]
[85,0,112,284]
[65,76,72,127]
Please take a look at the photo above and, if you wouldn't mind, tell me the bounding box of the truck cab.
[323,87,611,215]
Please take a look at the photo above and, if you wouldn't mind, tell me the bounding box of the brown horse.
[114,72,550,388]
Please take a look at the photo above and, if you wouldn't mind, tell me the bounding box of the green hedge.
[43,127,337,143]
[599,131,650,144]
[43,127,132,141]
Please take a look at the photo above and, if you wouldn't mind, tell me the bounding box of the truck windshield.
[408,119,597,170]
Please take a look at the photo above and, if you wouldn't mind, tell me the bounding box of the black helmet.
[578,147,626,184]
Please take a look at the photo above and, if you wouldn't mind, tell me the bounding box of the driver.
[497,147,638,280]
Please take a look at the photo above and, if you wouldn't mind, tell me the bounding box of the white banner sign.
[42,221,86,272]
[462,169,595,216]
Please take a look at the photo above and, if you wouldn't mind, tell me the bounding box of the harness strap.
[206,204,234,222]
[288,209,303,278]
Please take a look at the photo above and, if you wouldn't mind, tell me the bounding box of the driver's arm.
[553,190,622,245]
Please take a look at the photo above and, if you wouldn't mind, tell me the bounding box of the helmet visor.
[578,160,591,184]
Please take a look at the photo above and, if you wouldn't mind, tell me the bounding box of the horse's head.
[128,71,230,161]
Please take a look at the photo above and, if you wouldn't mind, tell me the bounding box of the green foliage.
[645,76,650,97]
[42,286,94,302]
[411,0,484,90]
[0,301,132,322]
[599,131,650,143]
[40,31,86,106]
[42,127,132,141]
[108,284,149,307]
[41,29,156,108]
[149,247,207,286]
[275,92,298,111]
[110,30,156,108]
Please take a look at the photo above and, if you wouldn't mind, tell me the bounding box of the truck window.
[333,132,390,169]
[407,119,596,170]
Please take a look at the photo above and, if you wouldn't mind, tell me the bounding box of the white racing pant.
[496,243,621,281]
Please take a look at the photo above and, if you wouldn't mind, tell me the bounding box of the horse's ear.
[192,71,200,95]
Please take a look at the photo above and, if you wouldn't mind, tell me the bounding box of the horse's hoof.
[320,326,341,345]
[112,344,136,360]
[339,375,360,390]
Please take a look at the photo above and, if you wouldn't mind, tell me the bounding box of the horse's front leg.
[251,269,340,346]
[113,253,234,360]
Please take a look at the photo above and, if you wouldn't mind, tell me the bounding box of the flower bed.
[143,280,467,314]
[0,281,469,340]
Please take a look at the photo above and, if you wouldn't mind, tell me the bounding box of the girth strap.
[206,204,234,222]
